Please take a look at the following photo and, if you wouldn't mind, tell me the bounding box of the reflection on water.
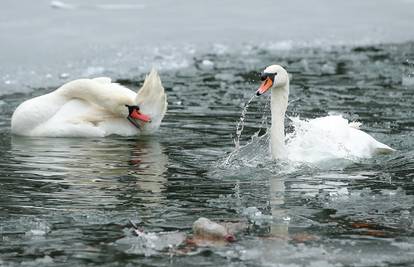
[269,177,289,237]
[1,42,414,266]
[10,136,167,176]
[8,136,168,209]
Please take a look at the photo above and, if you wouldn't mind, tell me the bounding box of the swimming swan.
[255,64,394,161]
[11,69,167,137]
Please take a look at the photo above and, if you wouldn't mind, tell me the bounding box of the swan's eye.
[125,105,140,115]
[260,72,276,81]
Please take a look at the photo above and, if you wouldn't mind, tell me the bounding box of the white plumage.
[256,65,394,162]
[11,69,167,137]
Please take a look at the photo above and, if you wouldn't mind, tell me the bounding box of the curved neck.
[57,79,134,115]
[270,81,289,159]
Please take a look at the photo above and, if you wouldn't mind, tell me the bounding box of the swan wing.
[309,115,394,158]
[11,93,65,135]
[286,115,393,162]
[29,99,139,137]
[29,99,107,137]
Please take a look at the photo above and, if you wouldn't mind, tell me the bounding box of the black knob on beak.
[259,72,267,81]
[259,72,277,82]
[125,105,140,116]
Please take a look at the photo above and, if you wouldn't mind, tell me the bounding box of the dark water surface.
[0,41,414,266]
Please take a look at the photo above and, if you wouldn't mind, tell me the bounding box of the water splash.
[221,114,360,170]
[221,95,259,167]
[220,95,271,168]
[221,130,272,168]
[234,95,256,150]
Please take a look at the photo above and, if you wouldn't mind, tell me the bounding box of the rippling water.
[1,42,414,266]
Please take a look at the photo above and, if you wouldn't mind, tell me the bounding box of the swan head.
[256,65,289,96]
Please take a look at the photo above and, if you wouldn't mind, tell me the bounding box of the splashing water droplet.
[221,95,256,167]
[234,95,256,150]
[220,94,272,167]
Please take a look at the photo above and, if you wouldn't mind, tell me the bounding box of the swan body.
[256,65,394,162]
[11,69,167,137]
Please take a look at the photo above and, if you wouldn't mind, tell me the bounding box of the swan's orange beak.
[130,109,151,123]
[256,77,273,96]
[126,105,151,129]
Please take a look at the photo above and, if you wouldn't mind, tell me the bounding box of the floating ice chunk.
[338,187,349,195]
[117,229,186,256]
[4,80,15,85]
[82,66,105,77]
[59,73,70,79]
[50,1,75,9]
[201,59,214,70]
[21,255,54,266]
[25,229,47,236]
[24,220,51,237]
[213,43,228,55]
[214,73,236,81]
[242,207,273,225]
[329,187,349,198]
[402,75,414,87]
[267,40,293,51]
[96,4,145,10]
[399,210,413,229]
[242,207,262,218]
[321,62,336,75]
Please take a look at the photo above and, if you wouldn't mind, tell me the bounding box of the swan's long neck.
[270,81,289,159]
[57,79,134,115]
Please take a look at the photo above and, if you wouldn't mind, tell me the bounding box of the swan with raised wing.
[11,69,167,137]
[255,64,394,162]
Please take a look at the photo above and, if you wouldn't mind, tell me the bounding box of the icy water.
[1,41,414,267]
[2,0,414,266]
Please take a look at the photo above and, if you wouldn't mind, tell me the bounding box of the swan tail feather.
[375,141,395,154]
[138,68,164,97]
[135,68,168,133]
[375,143,395,154]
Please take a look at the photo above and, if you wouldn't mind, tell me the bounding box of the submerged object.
[11,69,167,137]
[192,217,236,242]
[126,218,238,256]
[255,64,394,161]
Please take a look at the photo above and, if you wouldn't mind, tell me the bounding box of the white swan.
[256,64,394,161]
[11,69,167,137]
